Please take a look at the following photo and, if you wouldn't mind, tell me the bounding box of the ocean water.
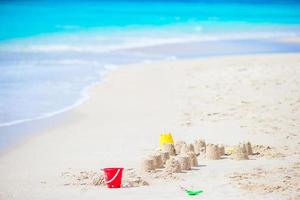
[0,0,300,149]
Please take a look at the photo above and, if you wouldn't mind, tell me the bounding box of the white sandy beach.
[0,53,299,200]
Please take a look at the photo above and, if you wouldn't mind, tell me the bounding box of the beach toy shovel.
[186,189,204,196]
[160,133,174,148]
[180,187,204,196]
[103,168,124,188]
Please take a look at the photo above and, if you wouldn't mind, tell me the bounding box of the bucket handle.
[105,169,121,184]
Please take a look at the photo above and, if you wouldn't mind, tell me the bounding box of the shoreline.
[0,53,299,199]
[1,35,300,139]
[1,48,300,153]
[1,52,299,152]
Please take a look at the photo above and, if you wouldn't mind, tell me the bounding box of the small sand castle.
[159,151,170,164]
[163,143,176,156]
[149,154,163,168]
[194,139,206,155]
[164,157,181,173]
[206,144,220,160]
[141,158,155,172]
[174,141,186,155]
[187,144,195,153]
[232,144,249,160]
[187,152,198,167]
[180,144,189,155]
[177,155,191,170]
[218,145,225,156]
[179,143,194,153]
[245,141,253,155]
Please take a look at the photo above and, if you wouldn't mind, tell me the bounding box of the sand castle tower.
[194,139,206,155]
[232,144,249,160]
[187,144,195,153]
[141,158,155,172]
[177,156,191,170]
[205,144,220,160]
[180,144,189,155]
[218,145,225,156]
[159,151,170,164]
[163,143,175,156]
[164,157,181,173]
[174,141,186,155]
[187,152,198,167]
[245,141,253,155]
[149,154,163,168]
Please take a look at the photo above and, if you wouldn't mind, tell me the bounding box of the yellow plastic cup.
[225,147,236,155]
[160,133,174,148]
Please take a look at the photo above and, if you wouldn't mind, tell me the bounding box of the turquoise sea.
[0,0,300,149]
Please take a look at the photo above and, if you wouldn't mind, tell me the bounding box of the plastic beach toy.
[186,189,204,196]
[181,186,204,196]
[103,168,124,188]
[160,133,174,148]
[225,147,236,155]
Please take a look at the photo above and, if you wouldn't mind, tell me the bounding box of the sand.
[231,144,249,160]
[0,53,300,200]
[229,162,300,199]
[206,144,221,160]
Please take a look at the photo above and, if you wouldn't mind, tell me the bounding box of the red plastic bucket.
[103,168,124,188]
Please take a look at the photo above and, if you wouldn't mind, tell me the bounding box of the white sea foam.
[0,65,119,128]
[165,56,177,61]
[0,27,298,54]
[0,23,299,128]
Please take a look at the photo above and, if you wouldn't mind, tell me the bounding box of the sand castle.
[194,139,206,155]
[140,134,256,181]
[163,143,176,156]
[159,151,170,164]
[206,144,220,160]
[187,152,198,167]
[174,141,186,155]
[164,157,181,173]
[232,144,249,160]
[180,144,189,155]
[142,137,202,175]
[187,144,195,153]
[245,141,253,155]
[149,154,163,168]
[177,155,191,170]
[141,158,155,172]
[218,144,225,156]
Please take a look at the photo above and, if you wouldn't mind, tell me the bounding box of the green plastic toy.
[181,187,204,196]
[185,189,204,196]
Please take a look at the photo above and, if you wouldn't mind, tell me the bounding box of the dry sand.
[0,53,299,200]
